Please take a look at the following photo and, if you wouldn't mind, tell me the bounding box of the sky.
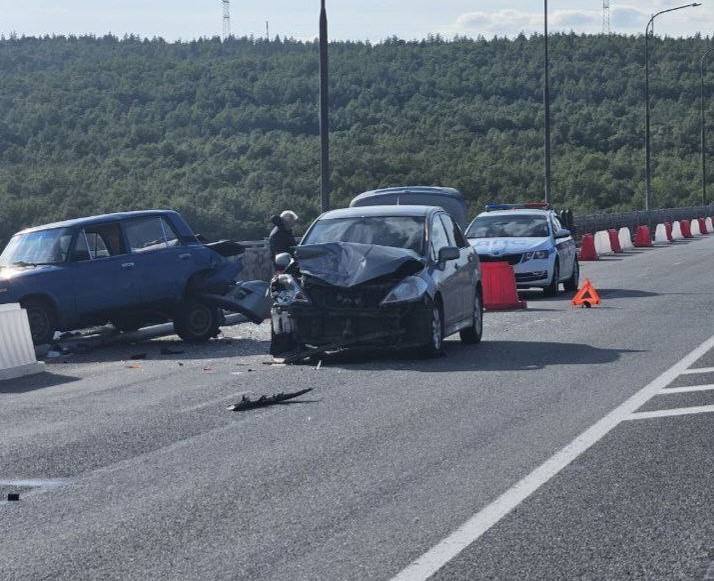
[0,1,710,42]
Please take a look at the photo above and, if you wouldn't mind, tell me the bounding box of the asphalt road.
[1,236,712,580]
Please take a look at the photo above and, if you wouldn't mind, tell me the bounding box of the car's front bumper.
[480,254,553,287]
[270,300,433,355]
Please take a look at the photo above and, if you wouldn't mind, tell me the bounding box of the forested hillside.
[0,33,711,243]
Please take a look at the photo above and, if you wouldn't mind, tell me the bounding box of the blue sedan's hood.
[469,237,549,255]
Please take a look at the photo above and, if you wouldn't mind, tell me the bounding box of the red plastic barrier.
[481,262,527,310]
[608,229,622,253]
[578,234,598,261]
[699,218,708,235]
[664,221,674,243]
[681,220,693,239]
[633,225,652,247]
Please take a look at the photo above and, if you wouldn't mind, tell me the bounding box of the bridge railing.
[572,204,714,237]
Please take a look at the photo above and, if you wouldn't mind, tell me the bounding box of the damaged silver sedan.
[270,205,483,360]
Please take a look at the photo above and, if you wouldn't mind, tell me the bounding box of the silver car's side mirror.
[438,246,460,263]
[275,252,292,269]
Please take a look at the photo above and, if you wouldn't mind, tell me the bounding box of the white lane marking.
[659,384,714,394]
[390,334,714,581]
[626,405,714,421]
[681,366,714,375]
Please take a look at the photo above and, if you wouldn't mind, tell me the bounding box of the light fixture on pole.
[644,3,701,211]
[701,47,713,205]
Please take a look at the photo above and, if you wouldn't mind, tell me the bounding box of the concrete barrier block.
[691,218,701,236]
[618,227,634,250]
[594,230,612,254]
[0,304,45,381]
[654,223,669,244]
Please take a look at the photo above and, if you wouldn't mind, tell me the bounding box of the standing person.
[268,210,298,263]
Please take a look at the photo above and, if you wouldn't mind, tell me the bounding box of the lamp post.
[319,0,330,212]
[701,47,713,205]
[644,3,701,211]
[544,0,552,205]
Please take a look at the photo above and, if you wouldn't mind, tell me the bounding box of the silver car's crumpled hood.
[469,237,549,255]
[296,242,425,288]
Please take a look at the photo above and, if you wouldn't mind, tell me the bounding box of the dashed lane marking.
[626,405,714,421]
[659,384,714,394]
[390,334,714,581]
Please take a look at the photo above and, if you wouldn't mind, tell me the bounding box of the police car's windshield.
[302,216,425,254]
[466,215,549,239]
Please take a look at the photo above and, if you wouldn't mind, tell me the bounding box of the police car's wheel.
[543,261,560,297]
[564,260,579,292]
[460,290,483,344]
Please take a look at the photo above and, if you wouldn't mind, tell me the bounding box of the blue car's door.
[122,215,200,304]
[70,222,139,317]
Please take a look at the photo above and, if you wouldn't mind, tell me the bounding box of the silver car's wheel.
[420,302,444,358]
[460,291,483,344]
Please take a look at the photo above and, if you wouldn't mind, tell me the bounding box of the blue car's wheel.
[174,298,220,343]
[21,298,56,345]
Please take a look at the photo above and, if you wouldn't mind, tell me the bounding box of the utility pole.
[544,0,552,205]
[319,0,330,212]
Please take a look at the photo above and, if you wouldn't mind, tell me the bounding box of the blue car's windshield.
[0,228,74,267]
[302,216,425,255]
[466,215,549,239]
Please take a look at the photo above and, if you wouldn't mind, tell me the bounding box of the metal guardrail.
[572,204,714,237]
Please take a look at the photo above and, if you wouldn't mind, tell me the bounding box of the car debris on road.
[227,388,314,411]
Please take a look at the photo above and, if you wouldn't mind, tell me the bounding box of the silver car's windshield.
[0,228,74,267]
[466,215,549,238]
[303,216,425,254]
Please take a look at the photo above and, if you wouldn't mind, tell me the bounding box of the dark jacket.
[268,215,297,261]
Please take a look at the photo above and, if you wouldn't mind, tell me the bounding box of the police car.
[464,203,579,296]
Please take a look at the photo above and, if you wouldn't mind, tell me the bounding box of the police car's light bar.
[484,202,551,211]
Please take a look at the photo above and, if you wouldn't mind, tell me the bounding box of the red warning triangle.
[572,278,601,307]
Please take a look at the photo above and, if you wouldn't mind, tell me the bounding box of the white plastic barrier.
[594,230,613,254]
[691,218,702,236]
[654,223,669,244]
[618,227,634,250]
[707,217,713,232]
[0,304,45,381]
[672,221,684,240]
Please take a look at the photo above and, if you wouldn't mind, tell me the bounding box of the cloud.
[611,6,647,29]
[446,9,606,37]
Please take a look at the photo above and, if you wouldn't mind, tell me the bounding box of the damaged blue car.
[0,210,270,344]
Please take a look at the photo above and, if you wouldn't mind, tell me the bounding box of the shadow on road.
[0,372,80,394]
[41,336,271,366]
[314,340,644,372]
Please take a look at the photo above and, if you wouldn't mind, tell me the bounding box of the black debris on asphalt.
[227,388,314,411]
[160,347,186,355]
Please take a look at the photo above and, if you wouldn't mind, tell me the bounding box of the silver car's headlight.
[272,274,311,306]
[380,276,428,306]
[523,250,550,261]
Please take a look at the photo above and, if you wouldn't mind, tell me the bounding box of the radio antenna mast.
[602,0,611,34]
[222,0,231,39]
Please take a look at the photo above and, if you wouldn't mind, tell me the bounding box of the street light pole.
[701,48,713,205]
[644,3,701,211]
[543,0,552,205]
[319,0,330,212]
